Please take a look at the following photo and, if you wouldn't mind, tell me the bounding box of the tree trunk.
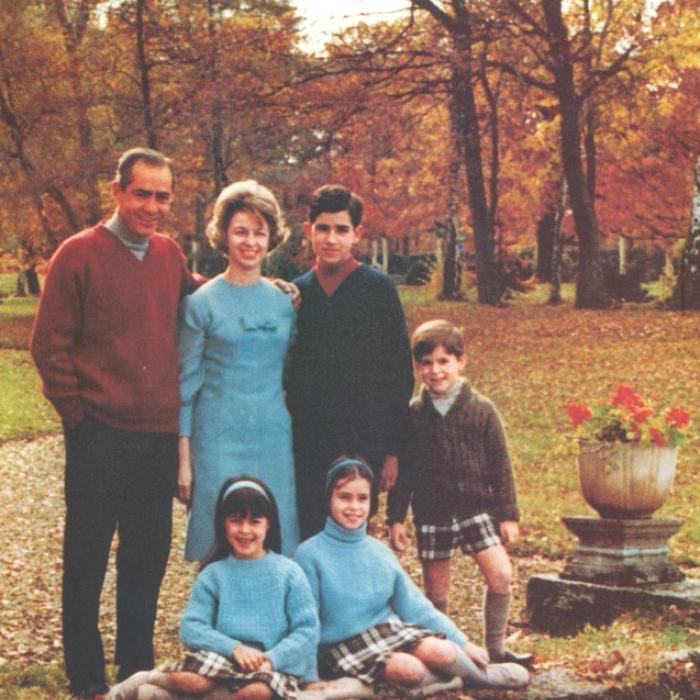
[52,0,103,225]
[673,154,700,309]
[207,0,228,194]
[450,25,501,304]
[541,0,608,309]
[135,0,158,149]
[549,176,567,305]
[536,209,556,281]
[441,92,462,300]
[618,236,628,276]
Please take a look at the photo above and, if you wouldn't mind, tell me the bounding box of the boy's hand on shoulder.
[499,520,519,546]
[379,454,398,491]
[271,278,301,310]
[388,522,408,551]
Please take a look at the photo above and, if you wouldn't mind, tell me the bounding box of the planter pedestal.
[527,516,686,634]
[561,516,685,586]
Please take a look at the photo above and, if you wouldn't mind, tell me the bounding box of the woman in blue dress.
[178,180,300,560]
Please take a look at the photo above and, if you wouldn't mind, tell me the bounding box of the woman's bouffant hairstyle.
[207,180,288,255]
[201,475,282,570]
[411,319,465,361]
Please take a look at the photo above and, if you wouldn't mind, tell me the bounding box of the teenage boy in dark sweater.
[387,319,532,668]
[286,185,413,539]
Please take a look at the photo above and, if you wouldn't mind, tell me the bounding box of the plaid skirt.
[320,619,442,684]
[174,649,301,700]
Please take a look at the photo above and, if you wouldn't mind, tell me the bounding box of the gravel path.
[0,434,197,670]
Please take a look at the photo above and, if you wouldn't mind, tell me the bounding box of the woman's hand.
[177,436,193,505]
[233,644,269,672]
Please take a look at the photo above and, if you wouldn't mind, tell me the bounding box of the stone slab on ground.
[467,668,609,699]
[467,650,700,699]
[527,573,700,635]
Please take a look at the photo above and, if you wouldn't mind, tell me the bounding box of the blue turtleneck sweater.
[180,552,319,679]
[295,518,468,650]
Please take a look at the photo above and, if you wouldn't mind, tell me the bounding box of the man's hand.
[272,279,301,310]
[232,644,269,672]
[499,520,519,546]
[379,454,398,492]
[177,436,193,505]
[388,522,408,551]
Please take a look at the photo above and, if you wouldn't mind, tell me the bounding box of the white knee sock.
[136,683,191,700]
[443,643,489,685]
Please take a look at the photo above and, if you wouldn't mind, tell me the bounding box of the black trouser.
[62,417,177,694]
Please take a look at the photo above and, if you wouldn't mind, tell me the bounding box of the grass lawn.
[0,273,55,439]
[2,280,700,697]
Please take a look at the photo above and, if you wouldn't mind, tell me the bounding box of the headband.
[223,480,270,503]
[324,459,375,493]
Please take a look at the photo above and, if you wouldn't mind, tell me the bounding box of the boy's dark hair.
[202,475,282,570]
[308,185,363,226]
[411,319,465,360]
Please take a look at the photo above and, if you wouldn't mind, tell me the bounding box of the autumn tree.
[50,0,107,224]
[673,155,700,309]
[498,0,649,308]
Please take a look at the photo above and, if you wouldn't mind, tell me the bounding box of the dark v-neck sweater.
[286,263,413,468]
[30,224,199,431]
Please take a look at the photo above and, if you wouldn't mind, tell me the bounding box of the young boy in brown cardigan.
[388,319,532,668]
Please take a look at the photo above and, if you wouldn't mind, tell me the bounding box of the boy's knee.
[485,563,512,593]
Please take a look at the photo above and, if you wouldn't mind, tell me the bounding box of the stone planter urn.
[577,442,677,519]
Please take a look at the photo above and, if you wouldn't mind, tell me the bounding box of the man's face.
[111,160,173,238]
[304,210,362,269]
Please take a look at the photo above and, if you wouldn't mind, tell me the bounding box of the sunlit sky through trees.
[293,0,410,52]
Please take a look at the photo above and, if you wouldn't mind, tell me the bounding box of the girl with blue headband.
[107,476,319,700]
[295,457,529,697]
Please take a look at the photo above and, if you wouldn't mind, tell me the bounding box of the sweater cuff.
[493,506,520,522]
[179,405,193,437]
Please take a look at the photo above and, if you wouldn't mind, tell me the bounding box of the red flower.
[567,402,592,428]
[632,408,652,425]
[665,407,691,429]
[611,385,644,410]
[649,427,667,447]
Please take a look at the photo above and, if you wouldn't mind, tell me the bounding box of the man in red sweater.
[30,148,200,699]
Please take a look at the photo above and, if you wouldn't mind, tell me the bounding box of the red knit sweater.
[30,224,199,432]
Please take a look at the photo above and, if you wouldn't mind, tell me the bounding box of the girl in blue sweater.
[107,476,319,700]
[295,458,529,696]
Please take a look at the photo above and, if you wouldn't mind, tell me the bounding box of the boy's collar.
[422,380,471,413]
[313,256,359,296]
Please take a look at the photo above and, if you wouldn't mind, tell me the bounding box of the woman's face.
[329,476,371,530]
[226,209,270,274]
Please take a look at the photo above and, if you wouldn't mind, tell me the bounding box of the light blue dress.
[179,276,300,559]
